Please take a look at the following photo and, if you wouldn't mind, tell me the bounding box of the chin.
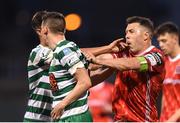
[129,48,135,52]
[162,50,168,55]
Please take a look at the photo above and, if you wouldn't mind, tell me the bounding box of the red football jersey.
[88,82,114,122]
[160,55,180,121]
[112,46,165,122]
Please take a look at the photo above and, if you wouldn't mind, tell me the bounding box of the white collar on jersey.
[134,45,155,56]
[57,37,66,45]
[168,54,180,62]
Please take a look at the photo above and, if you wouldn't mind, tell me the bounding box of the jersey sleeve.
[29,47,53,67]
[41,47,53,64]
[59,47,85,75]
[144,51,164,73]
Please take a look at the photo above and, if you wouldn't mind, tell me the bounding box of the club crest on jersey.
[49,73,58,92]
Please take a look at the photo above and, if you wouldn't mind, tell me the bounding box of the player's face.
[36,27,48,46]
[40,24,51,47]
[157,33,177,55]
[125,23,145,54]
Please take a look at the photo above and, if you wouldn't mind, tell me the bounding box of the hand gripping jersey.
[160,55,180,121]
[49,40,89,120]
[24,45,53,121]
[112,46,165,122]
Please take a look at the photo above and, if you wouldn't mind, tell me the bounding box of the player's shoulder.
[149,46,164,55]
[144,46,165,59]
[56,40,78,53]
[57,40,76,47]
[31,44,44,53]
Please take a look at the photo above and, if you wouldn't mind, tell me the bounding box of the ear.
[144,31,150,41]
[172,34,178,42]
[36,29,41,36]
[41,26,48,36]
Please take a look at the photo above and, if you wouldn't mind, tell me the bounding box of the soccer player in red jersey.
[88,16,166,122]
[155,22,180,122]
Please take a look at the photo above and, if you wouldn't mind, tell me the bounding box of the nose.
[125,33,129,41]
[125,35,130,44]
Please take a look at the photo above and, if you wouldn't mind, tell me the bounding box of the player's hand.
[167,108,180,122]
[109,38,128,52]
[51,103,65,121]
[83,51,97,64]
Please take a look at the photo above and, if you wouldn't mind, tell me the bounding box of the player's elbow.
[78,78,92,90]
[84,79,92,89]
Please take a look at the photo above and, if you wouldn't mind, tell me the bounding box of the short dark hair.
[154,21,180,45]
[126,16,154,38]
[31,10,48,30]
[42,11,66,34]
[154,21,179,38]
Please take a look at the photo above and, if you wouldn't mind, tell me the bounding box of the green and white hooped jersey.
[49,40,89,119]
[24,44,53,121]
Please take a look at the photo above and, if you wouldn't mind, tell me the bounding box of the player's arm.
[30,47,53,67]
[161,96,164,114]
[90,67,114,86]
[51,66,92,120]
[42,48,53,64]
[62,67,92,106]
[91,52,164,72]
[51,48,92,120]
[88,53,116,86]
[167,108,180,122]
[81,38,127,56]
[92,57,145,72]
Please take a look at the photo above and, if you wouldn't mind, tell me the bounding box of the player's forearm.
[95,57,140,71]
[60,69,92,108]
[81,45,111,56]
[88,63,103,71]
[167,109,180,122]
[90,67,114,86]
[161,96,164,113]
[60,82,91,108]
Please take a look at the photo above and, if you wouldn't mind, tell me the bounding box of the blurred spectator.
[88,81,113,122]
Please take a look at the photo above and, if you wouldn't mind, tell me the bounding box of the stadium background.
[0,0,180,121]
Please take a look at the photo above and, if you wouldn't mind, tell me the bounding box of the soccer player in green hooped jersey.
[40,11,93,122]
[23,11,53,122]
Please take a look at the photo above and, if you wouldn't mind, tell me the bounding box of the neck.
[49,33,65,50]
[169,45,180,58]
[134,40,151,55]
[39,36,47,47]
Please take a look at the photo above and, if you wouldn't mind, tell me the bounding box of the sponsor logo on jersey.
[62,48,72,55]
[61,52,80,67]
